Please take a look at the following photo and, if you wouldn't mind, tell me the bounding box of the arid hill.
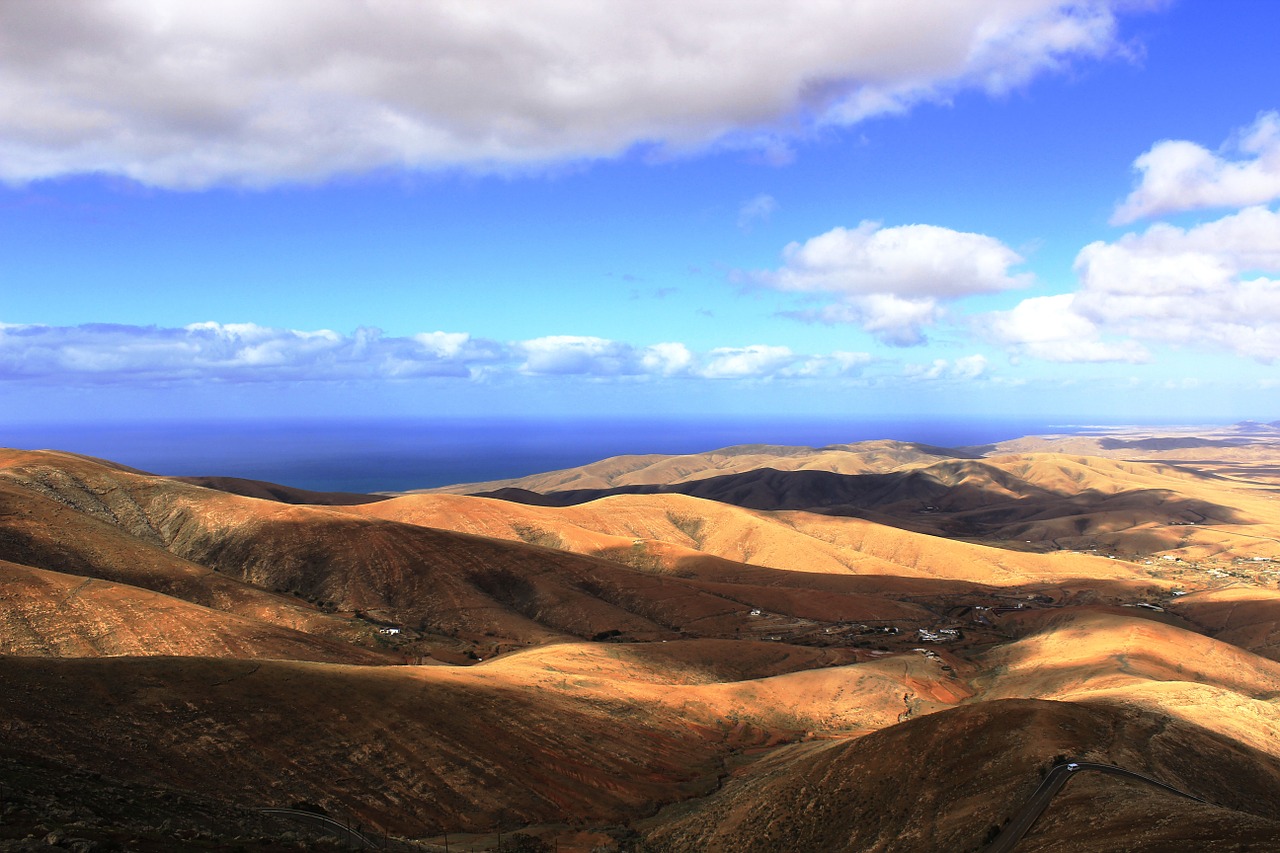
[176,474,390,505]
[644,698,1280,852]
[3,432,1280,851]
[0,560,390,664]
[343,490,1163,584]
[407,439,1280,563]
[418,439,976,495]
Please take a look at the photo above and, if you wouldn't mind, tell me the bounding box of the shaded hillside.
[345,490,1159,585]
[0,560,391,664]
[471,456,1256,555]
[643,698,1280,853]
[0,465,382,650]
[0,654,752,836]
[5,448,1073,659]
[176,475,389,505]
[421,439,977,495]
[1167,586,1280,662]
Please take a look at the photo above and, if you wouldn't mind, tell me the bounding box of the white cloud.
[1113,112,1280,224]
[983,293,1151,362]
[640,342,694,376]
[764,222,1030,298]
[412,331,505,365]
[0,322,487,382]
[789,350,875,378]
[984,204,1280,363]
[0,1,1150,188]
[699,345,797,379]
[759,221,1030,345]
[0,321,878,385]
[1074,206,1280,360]
[413,331,471,359]
[902,355,992,382]
[952,353,989,380]
[516,336,638,376]
[738,193,778,230]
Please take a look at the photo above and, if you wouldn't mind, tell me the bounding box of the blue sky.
[3,0,1280,427]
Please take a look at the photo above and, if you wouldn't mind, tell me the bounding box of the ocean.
[0,416,1146,494]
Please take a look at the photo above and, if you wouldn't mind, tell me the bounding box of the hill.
[0,559,390,663]
[419,439,976,494]
[423,449,1280,566]
[3,437,1280,849]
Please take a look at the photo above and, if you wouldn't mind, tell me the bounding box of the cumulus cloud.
[699,345,797,379]
[0,1,1149,188]
[984,204,1280,363]
[763,222,1031,297]
[516,336,701,377]
[1072,205,1280,360]
[989,115,1280,364]
[640,342,695,376]
[1113,112,1280,224]
[983,293,1151,362]
[758,221,1031,345]
[0,321,878,384]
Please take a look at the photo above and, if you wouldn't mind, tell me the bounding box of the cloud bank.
[0,0,1146,188]
[0,322,873,384]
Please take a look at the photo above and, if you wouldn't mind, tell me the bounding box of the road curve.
[259,807,379,849]
[983,762,1208,853]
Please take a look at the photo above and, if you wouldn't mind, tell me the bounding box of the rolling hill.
[3,429,1280,850]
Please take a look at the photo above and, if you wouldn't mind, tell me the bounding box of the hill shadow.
[474,465,1252,544]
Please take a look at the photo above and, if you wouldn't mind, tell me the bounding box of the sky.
[3,0,1280,428]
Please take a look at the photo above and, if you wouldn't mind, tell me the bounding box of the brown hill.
[0,653,760,836]
[990,425,1280,487]
[4,448,1008,659]
[176,475,388,505]
[0,455,381,650]
[343,490,1159,585]
[0,559,390,663]
[643,698,1280,852]
[4,441,1280,849]
[973,609,1280,710]
[447,450,1280,564]
[1167,585,1280,661]
[419,439,974,494]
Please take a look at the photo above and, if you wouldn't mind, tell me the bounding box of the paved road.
[984,762,1208,853]
[259,807,379,849]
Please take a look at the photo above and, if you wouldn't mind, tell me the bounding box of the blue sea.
[0,416,1164,494]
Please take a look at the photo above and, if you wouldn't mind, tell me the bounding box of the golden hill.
[397,431,1280,565]
[418,439,971,494]
[1167,585,1280,661]
[343,490,1162,585]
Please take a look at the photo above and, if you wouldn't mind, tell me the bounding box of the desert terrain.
[3,423,1280,851]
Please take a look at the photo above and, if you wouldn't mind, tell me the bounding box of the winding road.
[983,762,1208,853]
[259,807,379,849]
